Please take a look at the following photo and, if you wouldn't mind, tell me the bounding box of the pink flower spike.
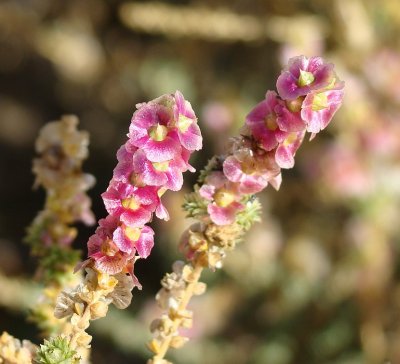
[276,55,339,100]
[173,91,203,151]
[275,130,306,169]
[301,88,344,134]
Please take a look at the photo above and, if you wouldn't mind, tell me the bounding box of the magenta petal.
[246,92,277,124]
[130,105,157,133]
[174,90,196,119]
[208,204,236,225]
[269,173,282,190]
[155,201,170,221]
[113,227,133,253]
[101,191,122,214]
[275,144,295,169]
[135,226,154,258]
[208,202,243,226]
[179,123,202,151]
[94,254,128,275]
[143,137,181,163]
[199,184,215,201]
[87,234,103,256]
[301,89,344,133]
[144,165,168,187]
[239,176,268,194]
[275,104,306,132]
[276,72,299,100]
[165,168,183,191]
[223,156,242,182]
[252,124,279,151]
[113,161,133,183]
[121,208,152,228]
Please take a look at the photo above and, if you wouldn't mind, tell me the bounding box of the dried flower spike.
[25,115,95,337]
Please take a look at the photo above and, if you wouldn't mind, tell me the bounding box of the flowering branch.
[49,91,202,361]
[148,55,345,364]
[25,115,95,337]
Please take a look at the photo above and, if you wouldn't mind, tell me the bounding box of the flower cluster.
[25,115,95,337]
[198,55,344,226]
[26,115,95,278]
[54,91,201,357]
[148,55,344,363]
[84,91,201,281]
[0,332,36,364]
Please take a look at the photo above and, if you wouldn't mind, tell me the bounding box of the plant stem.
[152,264,203,361]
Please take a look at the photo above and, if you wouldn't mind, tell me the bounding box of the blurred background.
[1,0,400,363]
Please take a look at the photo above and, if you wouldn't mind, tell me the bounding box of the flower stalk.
[25,115,95,337]
[53,91,202,360]
[148,55,344,363]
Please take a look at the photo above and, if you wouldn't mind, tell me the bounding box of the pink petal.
[94,254,129,275]
[155,201,170,220]
[113,227,133,253]
[143,136,181,163]
[121,208,152,228]
[208,201,243,226]
[179,123,202,151]
[223,156,242,183]
[199,184,215,201]
[275,103,306,132]
[135,226,155,258]
[275,144,295,169]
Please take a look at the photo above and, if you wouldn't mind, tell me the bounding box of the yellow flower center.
[286,97,304,113]
[158,187,167,197]
[264,114,278,131]
[149,124,168,141]
[124,226,141,242]
[283,132,298,147]
[311,93,328,111]
[152,161,170,172]
[177,115,192,133]
[101,239,118,256]
[298,69,315,87]
[240,160,256,175]
[121,196,140,210]
[130,173,145,187]
[214,188,235,208]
